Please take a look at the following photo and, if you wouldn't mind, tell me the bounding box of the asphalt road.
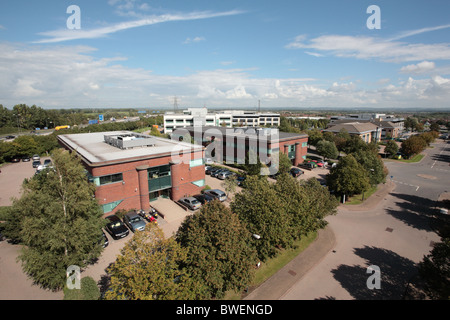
[281,139,449,300]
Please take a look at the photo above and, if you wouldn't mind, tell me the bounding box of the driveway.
[281,140,449,300]
[0,158,50,206]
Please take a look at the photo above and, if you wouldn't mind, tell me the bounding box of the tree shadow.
[98,262,114,299]
[384,193,446,234]
[330,246,417,300]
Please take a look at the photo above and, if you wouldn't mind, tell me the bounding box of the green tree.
[106,223,198,300]
[276,151,293,175]
[384,140,399,157]
[326,154,370,199]
[12,135,38,156]
[404,117,419,131]
[5,149,104,290]
[430,122,440,132]
[274,174,338,239]
[231,176,293,260]
[221,174,238,200]
[343,135,367,154]
[176,201,257,299]
[418,237,450,300]
[401,135,427,158]
[63,276,100,300]
[316,140,339,161]
[306,129,323,147]
[352,149,387,186]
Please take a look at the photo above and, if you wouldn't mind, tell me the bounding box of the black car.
[11,157,21,163]
[290,168,304,177]
[211,169,228,178]
[22,156,31,162]
[32,160,41,168]
[205,166,219,175]
[193,193,214,204]
[104,215,129,240]
[236,176,246,186]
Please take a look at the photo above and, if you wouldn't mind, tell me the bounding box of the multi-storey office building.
[163,108,281,133]
[58,131,205,215]
[174,126,308,168]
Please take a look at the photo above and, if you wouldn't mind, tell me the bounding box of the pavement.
[244,179,394,300]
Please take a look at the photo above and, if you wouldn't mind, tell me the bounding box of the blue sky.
[1,0,450,110]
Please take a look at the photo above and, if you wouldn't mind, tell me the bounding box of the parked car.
[105,215,129,240]
[211,169,228,178]
[22,156,31,162]
[32,154,40,161]
[11,157,21,163]
[43,159,52,167]
[205,166,219,175]
[236,176,246,186]
[5,135,15,140]
[101,232,109,248]
[290,168,304,177]
[123,211,146,232]
[217,171,234,180]
[193,193,214,205]
[179,196,202,210]
[32,160,41,168]
[205,158,214,165]
[204,189,227,202]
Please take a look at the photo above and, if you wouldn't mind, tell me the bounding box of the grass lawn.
[395,154,425,163]
[223,231,318,300]
[345,185,378,205]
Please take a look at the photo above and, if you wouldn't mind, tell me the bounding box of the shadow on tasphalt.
[329,246,417,300]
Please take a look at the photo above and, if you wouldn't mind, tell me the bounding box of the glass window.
[102,200,123,214]
[190,158,204,168]
[93,173,123,186]
[192,179,205,187]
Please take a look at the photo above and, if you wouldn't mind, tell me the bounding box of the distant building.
[323,122,382,143]
[328,113,404,139]
[163,108,280,133]
[175,126,308,167]
[58,131,205,215]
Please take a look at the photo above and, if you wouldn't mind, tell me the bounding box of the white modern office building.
[163,108,280,133]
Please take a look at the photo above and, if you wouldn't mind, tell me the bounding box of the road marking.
[391,179,420,191]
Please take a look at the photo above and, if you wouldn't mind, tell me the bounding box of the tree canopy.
[4,149,104,290]
[176,200,257,299]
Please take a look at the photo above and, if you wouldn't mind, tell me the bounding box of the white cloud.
[286,34,450,63]
[305,51,324,58]
[34,10,244,43]
[388,24,450,41]
[183,36,206,44]
[400,61,435,74]
[1,43,450,109]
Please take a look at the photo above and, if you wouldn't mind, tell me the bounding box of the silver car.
[123,211,146,232]
[179,196,202,210]
[204,189,227,202]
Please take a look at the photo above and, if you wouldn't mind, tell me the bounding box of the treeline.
[0,116,164,163]
[279,116,330,133]
[0,104,163,134]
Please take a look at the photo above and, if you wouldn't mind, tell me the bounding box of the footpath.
[244,180,395,300]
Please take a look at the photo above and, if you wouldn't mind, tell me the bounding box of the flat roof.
[179,126,308,141]
[58,131,204,167]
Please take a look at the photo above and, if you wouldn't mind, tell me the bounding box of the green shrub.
[63,276,100,300]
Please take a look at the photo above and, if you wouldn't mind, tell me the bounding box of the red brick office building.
[175,126,309,168]
[58,131,205,215]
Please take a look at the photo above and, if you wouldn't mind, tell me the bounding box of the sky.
[1,0,450,110]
